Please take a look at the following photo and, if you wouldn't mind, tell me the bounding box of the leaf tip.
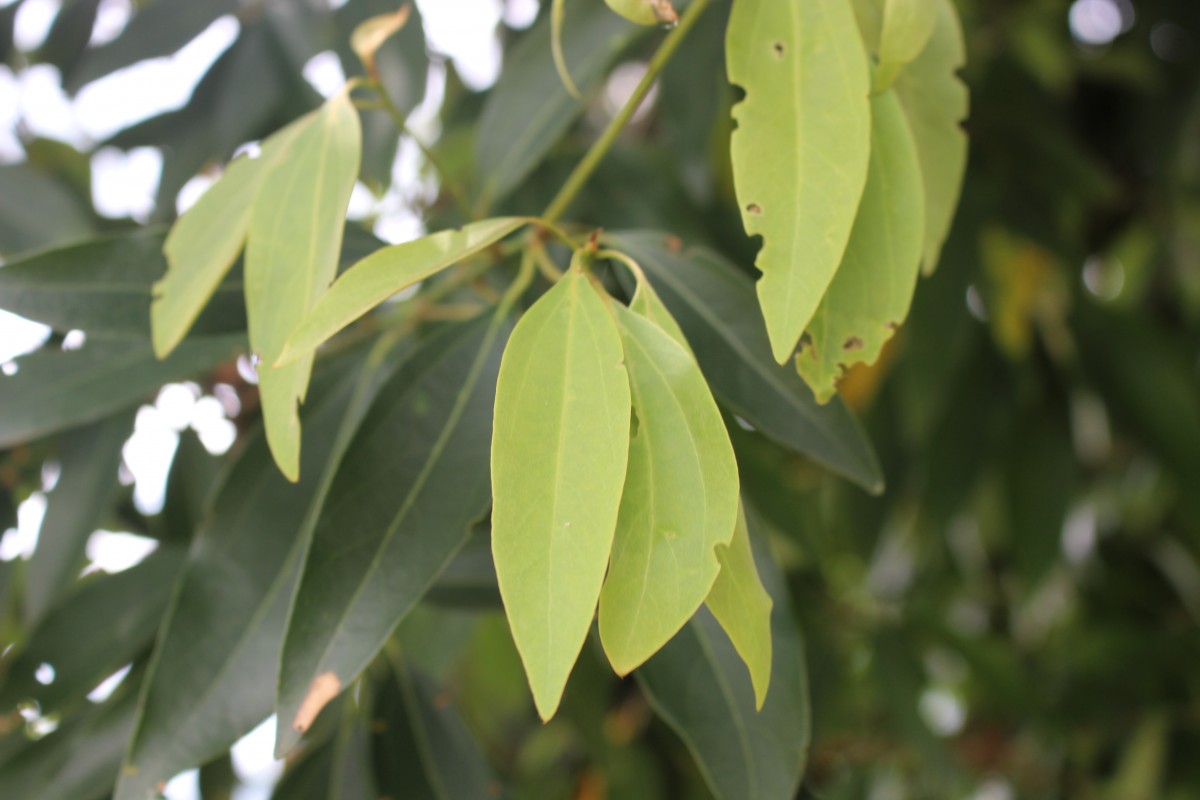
[291,671,341,736]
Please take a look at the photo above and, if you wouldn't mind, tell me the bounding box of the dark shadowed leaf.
[0,163,93,257]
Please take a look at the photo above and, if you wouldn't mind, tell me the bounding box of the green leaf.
[0,231,244,341]
[704,503,773,709]
[874,0,938,91]
[598,303,739,676]
[280,218,527,362]
[372,655,497,799]
[114,353,393,800]
[727,0,872,363]
[605,0,678,26]
[25,411,134,625]
[637,507,809,800]
[604,232,883,492]
[246,90,361,481]
[270,703,374,800]
[0,336,243,448]
[0,163,93,258]
[628,273,690,352]
[796,90,925,403]
[475,0,635,207]
[892,0,968,273]
[491,268,631,721]
[0,548,184,716]
[276,316,510,755]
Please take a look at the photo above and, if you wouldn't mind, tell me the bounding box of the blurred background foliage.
[0,0,1198,798]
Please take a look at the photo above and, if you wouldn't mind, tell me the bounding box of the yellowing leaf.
[598,303,739,676]
[727,0,872,364]
[705,504,773,709]
[874,0,938,91]
[893,0,968,274]
[351,4,411,77]
[279,217,527,363]
[796,90,925,403]
[246,91,361,481]
[491,268,631,720]
[605,0,678,26]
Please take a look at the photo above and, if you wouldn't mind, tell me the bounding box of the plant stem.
[541,0,712,224]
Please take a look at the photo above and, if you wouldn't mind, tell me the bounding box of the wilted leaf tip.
[292,671,341,734]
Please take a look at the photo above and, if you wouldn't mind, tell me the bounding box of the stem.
[541,0,712,224]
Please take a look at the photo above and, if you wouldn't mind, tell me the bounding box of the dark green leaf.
[0,163,93,258]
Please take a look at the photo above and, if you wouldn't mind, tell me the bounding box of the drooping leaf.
[604,232,883,492]
[727,0,872,363]
[704,503,773,709]
[492,268,631,721]
[892,0,968,273]
[279,217,527,362]
[551,0,583,99]
[25,410,134,625]
[475,0,635,207]
[0,231,244,341]
[276,316,510,756]
[0,548,184,716]
[113,351,397,800]
[605,0,678,26]
[598,303,739,676]
[874,0,938,91]
[637,507,809,800]
[0,336,243,448]
[795,90,925,403]
[246,90,361,481]
[349,4,412,77]
[372,655,497,800]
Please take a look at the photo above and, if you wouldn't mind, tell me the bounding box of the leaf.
[0,231,244,341]
[892,0,968,273]
[270,704,375,800]
[874,0,938,91]
[246,90,361,481]
[350,4,411,77]
[475,0,635,207]
[704,504,773,709]
[628,274,689,352]
[114,353,392,800]
[0,163,93,257]
[491,268,631,721]
[279,218,527,363]
[795,90,925,403]
[276,315,510,755]
[604,232,883,492]
[552,0,583,99]
[25,410,134,625]
[605,0,678,26]
[727,0,872,363]
[372,655,497,799]
[0,336,243,448]
[597,303,739,676]
[0,548,184,716]
[637,507,809,800]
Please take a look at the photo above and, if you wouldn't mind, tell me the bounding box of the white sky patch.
[18,65,88,149]
[503,0,540,29]
[91,145,162,220]
[13,0,60,53]
[88,663,132,703]
[1069,0,1124,46]
[90,0,132,47]
[0,492,46,561]
[123,405,180,515]
[75,15,240,141]
[0,309,51,362]
[176,171,216,214]
[0,67,25,160]
[301,50,346,100]
[84,529,158,573]
[231,715,285,799]
[415,0,503,90]
[162,769,200,800]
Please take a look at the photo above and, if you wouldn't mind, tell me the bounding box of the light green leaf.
[491,268,631,721]
[704,504,773,709]
[598,303,739,676]
[246,91,361,481]
[875,0,938,91]
[893,0,968,274]
[476,0,635,207]
[279,217,526,363]
[629,271,690,353]
[0,336,244,448]
[275,316,510,756]
[551,0,583,99]
[727,0,872,364]
[796,90,925,403]
[605,0,678,26]
[604,232,884,492]
[637,506,809,800]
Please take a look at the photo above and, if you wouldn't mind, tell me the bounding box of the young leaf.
[551,0,583,99]
[628,270,690,352]
[704,503,773,709]
[727,0,872,364]
[491,268,631,721]
[279,217,527,363]
[598,303,739,676]
[246,90,361,481]
[875,0,938,91]
[638,507,809,800]
[350,4,411,77]
[275,316,511,756]
[893,0,968,274]
[605,0,678,26]
[604,232,884,492]
[796,90,925,403]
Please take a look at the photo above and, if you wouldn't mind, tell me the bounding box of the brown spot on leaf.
[434,691,454,709]
[665,234,682,253]
[842,336,864,351]
[746,203,762,215]
[773,41,785,57]
[293,672,341,734]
